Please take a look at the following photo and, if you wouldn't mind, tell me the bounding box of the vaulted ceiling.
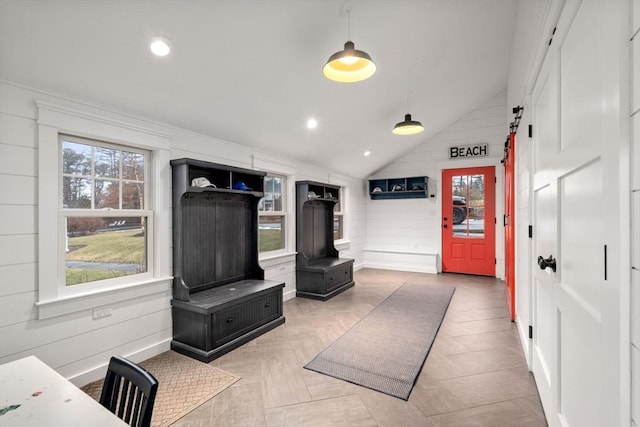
[0,0,517,178]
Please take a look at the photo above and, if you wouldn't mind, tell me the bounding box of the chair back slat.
[99,356,158,427]
[131,389,143,426]
[106,376,122,413]
[118,379,132,420]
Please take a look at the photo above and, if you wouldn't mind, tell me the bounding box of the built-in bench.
[363,248,438,274]
[296,258,354,300]
[171,279,284,361]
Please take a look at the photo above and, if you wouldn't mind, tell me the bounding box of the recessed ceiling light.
[306,118,318,129]
[149,36,171,57]
[363,150,371,156]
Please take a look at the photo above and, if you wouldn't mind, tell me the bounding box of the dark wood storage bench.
[171,280,284,362]
[296,258,354,300]
[295,181,354,301]
[170,158,285,362]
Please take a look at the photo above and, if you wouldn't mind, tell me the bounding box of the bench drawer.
[326,264,353,292]
[212,291,281,346]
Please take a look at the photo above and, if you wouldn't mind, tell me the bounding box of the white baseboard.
[283,289,297,301]
[69,339,171,386]
[124,339,172,366]
[516,316,532,369]
[363,249,438,274]
[363,263,438,274]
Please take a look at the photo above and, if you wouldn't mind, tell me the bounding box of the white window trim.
[334,187,346,243]
[329,173,349,246]
[259,251,297,269]
[258,173,289,257]
[36,101,173,319]
[252,155,296,261]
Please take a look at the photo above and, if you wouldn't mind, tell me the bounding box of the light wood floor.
[173,268,547,427]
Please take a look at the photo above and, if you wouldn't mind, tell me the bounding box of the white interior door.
[530,2,623,426]
[531,42,558,416]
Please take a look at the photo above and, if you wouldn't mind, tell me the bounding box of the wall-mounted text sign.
[449,143,488,159]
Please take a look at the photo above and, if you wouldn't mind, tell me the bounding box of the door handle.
[443,224,448,228]
[537,255,556,272]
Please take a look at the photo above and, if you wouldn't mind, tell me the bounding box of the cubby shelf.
[368,176,429,200]
[171,157,265,200]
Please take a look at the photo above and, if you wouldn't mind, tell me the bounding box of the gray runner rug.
[304,282,455,400]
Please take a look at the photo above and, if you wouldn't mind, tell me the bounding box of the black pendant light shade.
[323,40,376,83]
[323,9,375,83]
[392,113,424,135]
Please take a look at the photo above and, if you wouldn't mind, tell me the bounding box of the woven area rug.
[304,282,455,400]
[82,351,240,426]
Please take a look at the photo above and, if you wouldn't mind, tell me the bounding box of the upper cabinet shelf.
[300,181,340,204]
[171,158,265,198]
[368,176,428,200]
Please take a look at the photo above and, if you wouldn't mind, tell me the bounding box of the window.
[61,135,150,286]
[258,174,286,253]
[37,100,172,319]
[451,173,485,238]
[333,187,344,240]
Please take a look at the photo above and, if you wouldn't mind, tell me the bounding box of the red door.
[504,133,516,320]
[442,166,495,276]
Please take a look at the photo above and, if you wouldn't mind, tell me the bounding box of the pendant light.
[323,10,376,83]
[392,95,424,135]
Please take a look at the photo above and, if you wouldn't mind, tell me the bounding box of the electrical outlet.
[92,307,112,319]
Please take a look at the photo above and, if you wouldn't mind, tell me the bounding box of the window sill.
[35,276,173,319]
[335,239,351,251]
[259,251,297,268]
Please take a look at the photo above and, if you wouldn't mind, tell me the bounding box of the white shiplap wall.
[631,0,640,425]
[0,83,175,387]
[0,81,367,386]
[365,92,507,278]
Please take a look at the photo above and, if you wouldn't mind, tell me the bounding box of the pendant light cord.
[347,9,351,40]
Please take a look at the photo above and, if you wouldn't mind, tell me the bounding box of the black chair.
[99,356,158,427]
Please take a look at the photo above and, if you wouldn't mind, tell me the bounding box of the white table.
[0,355,127,426]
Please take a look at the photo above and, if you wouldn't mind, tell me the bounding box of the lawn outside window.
[258,174,286,254]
